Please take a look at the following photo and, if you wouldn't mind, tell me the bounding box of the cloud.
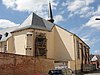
[67,0,85,12]
[2,0,57,18]
[54,15,65,23]
[63,0,95,18]
[2,0,16,8]
[79,7,94,18]
[0,19,19,28]
[85,16,100,29]
[94,5,100,16]
[94,50,100,54]
[67,0,94,12]
[81,35,95,46]
[85,0,95,5]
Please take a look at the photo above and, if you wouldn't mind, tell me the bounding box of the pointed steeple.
[48,2,54,23]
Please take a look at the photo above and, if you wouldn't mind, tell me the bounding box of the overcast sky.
[0,0,100,54]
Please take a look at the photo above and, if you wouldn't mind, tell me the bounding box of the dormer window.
[0,34,2,40]
[5,32,9,37]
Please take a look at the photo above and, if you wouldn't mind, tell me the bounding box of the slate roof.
[91,56,98,61]
[90,54,100,61]
[90,54,94,60]
[0,12,54,42]
[96,55,100,60]
[13,13,54,32]
[0,27,17,42]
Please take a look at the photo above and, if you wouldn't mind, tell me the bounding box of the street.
[84,73,100,75]
[84,69,100,75]
[74,69,100,75]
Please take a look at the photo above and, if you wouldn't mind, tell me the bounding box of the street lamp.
[95,18,100,20]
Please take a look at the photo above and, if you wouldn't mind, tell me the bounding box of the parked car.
[48,69,64,75]
[48,66,73,75]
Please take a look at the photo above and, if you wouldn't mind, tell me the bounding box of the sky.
[0,0,100,54]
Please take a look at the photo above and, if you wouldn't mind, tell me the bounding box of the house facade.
[0,4,90,73]
[90,54,100,69]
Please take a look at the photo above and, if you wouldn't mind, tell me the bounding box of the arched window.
[35,33,47,57]
[77,41,80,59]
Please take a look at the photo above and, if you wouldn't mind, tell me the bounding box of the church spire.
[48,2,54,23]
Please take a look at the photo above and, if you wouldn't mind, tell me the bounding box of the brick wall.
[0,52,54,75]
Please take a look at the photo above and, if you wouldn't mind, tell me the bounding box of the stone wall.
[0,52,54,75]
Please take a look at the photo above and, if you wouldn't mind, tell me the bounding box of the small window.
[5,32,9,37]
[0,35,2,40]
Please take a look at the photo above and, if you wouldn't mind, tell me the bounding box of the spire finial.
[48,2,54,23]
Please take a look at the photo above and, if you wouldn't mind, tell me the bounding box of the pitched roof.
[96,55,100,60]
[13,13,54,32]
[0,27,17,42]
[91,56,98,61]
[90,54,94,60]
[90,55,100,61]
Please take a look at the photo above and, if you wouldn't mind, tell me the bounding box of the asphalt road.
[84,73,100,75]
[84,69,100,75]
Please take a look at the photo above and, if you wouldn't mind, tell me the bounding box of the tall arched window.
[35,33,47,57]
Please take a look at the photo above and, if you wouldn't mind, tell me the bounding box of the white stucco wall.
[7,36,15,53]
[12,29,35,55]
[14,34,26,55]
[54,26,75,61]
